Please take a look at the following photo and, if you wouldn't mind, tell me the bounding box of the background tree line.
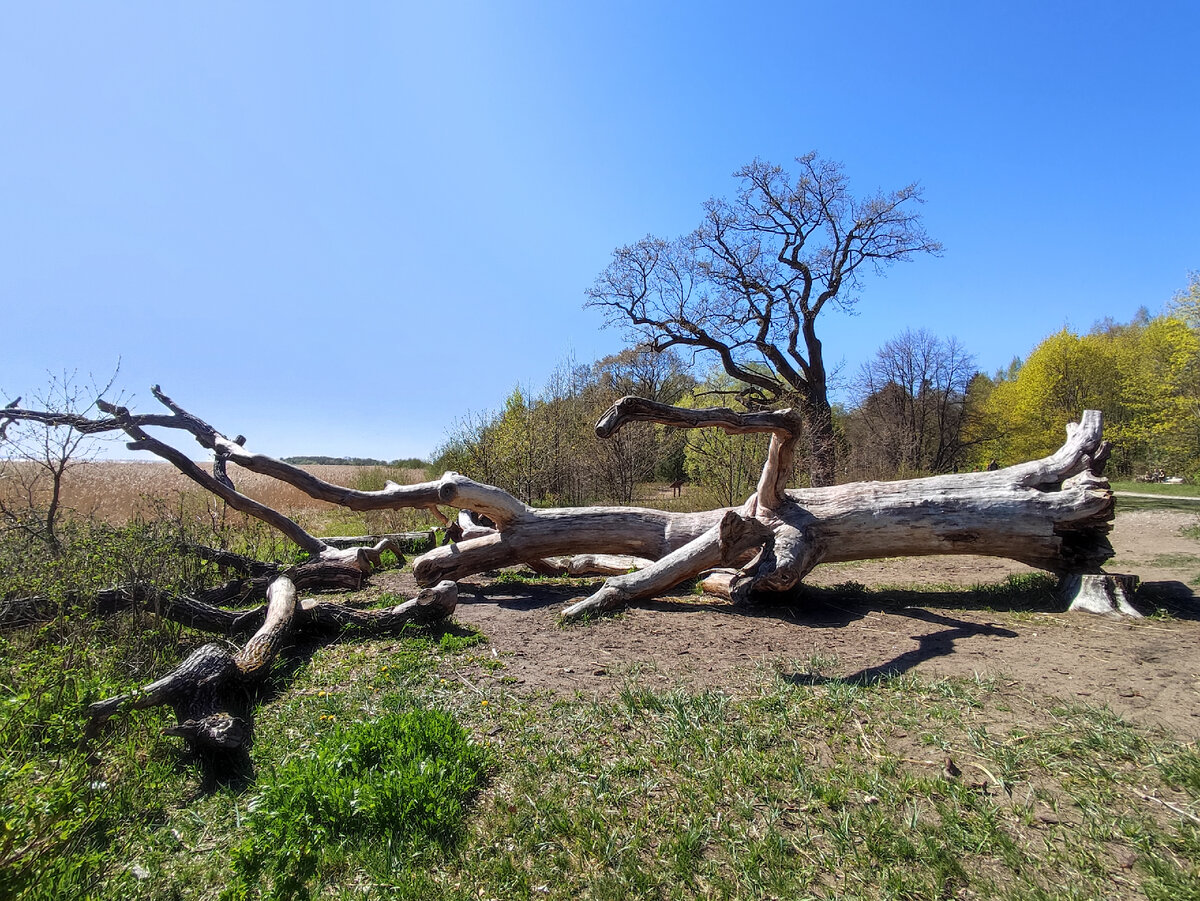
[433,273,1200,504]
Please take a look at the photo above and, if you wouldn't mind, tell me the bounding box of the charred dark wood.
[179,543,281,578]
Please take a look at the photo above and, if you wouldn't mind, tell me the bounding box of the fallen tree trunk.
[406,404,1115,620]
[3,390,1119,623]
[0,389,1130,752]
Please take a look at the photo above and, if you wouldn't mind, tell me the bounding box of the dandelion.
[480,700,489,707]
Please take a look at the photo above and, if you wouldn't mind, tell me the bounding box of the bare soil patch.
[381,509,1200,738]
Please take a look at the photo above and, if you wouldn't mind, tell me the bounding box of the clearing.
[383,508,1200,738]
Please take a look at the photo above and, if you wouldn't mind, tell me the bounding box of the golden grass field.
[0,460,432,533]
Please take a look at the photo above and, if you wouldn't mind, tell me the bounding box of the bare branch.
[594,396,800,440]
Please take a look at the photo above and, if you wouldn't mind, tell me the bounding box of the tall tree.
[972,313,1200,478]
[1168,271,1200,329]
[586,153,942,486]
[590,348,694,500]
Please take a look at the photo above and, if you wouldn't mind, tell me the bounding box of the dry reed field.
[0,460,431,528]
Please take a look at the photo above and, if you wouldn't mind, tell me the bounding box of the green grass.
[1112,481,1200,514]
[6,602,1200,900]
[225,707,490,900]
[1111,481,1200,498]
[422,673,1200,900]
[4,513,1200,899]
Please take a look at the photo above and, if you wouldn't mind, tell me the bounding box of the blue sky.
[2,2,1197,460]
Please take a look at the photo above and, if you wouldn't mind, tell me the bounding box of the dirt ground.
[379,509,1200,739]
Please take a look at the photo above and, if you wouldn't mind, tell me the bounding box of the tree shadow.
[464,581,595,612]
[779,607,1019,686]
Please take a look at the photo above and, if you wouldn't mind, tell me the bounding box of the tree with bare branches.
[586,153,943,487]
[0,368,120,549]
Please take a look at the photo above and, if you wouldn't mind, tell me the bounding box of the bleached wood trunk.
[2,390,1120,623]
[405,407,1115,620]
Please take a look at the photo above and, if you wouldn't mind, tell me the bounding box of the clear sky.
[2,2,1196,461]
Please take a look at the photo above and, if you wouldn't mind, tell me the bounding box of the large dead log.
[407,404,1115,620]
[3,389,1117,623]
[0,387,1134,755]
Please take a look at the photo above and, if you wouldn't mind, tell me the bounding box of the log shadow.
[174,725,255,795]
[464,581,600,612]
[1133,580,1200,621]
[640,592,874,630]
[634,576,1060,626]
[802,577,1062,616]
[779,608,1019,686]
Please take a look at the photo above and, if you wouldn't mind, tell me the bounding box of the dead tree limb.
[0,385,1134,752]
[85,576,459,751]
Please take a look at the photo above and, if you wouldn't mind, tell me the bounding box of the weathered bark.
[2,386,1135,753]
[320,531,439,553]
[17,387,1112,618]
[561,510,773,620]
[528,554,653,577]
[4,392,1119,615]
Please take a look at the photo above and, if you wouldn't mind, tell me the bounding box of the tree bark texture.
[412,402,1114,619]
[4,391,1117,621]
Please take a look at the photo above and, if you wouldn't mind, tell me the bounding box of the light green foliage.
[1116,315,1200,474]
[976,328,1122,465]
[1168,271,1200,330]
[433,349,696,506]
[0,605,187,899]
[0,508,486,900]
[971,302,1200,477]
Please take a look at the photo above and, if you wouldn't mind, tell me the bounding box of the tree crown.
[587,152,942,408]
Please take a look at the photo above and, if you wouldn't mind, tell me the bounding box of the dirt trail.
[380,510,1200,738]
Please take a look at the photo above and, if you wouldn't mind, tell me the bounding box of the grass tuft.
[225,707,490,900]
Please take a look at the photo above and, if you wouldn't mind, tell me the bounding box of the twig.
[452,668,485,697]
[1133,788,1200,825]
